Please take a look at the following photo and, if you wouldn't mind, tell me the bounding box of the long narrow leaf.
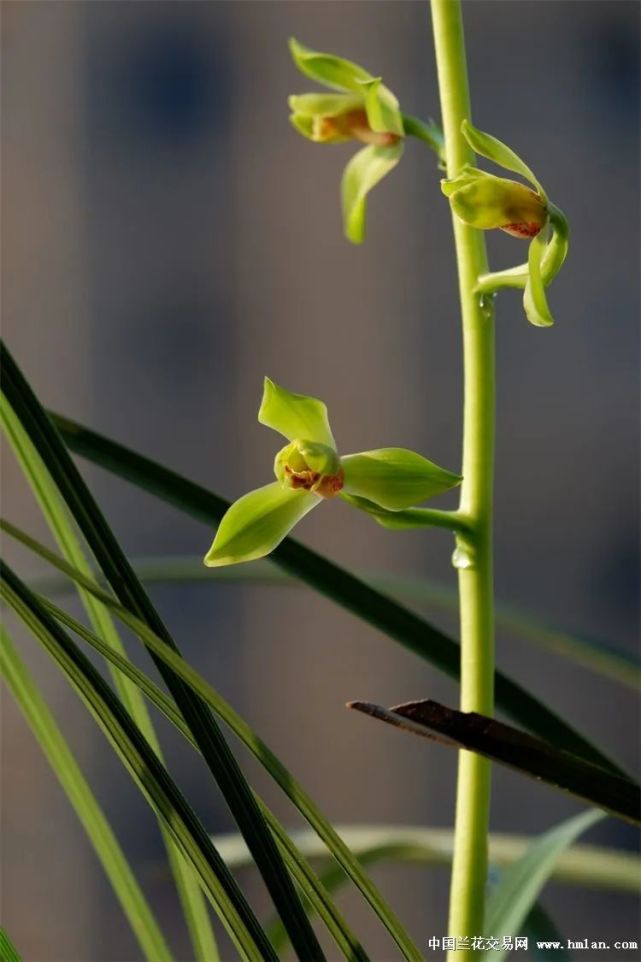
[265,846,399,956]
[35,601,641,938]
[269,861,565,961]
[0,342,323,962]
[0,563,276,962]
[266,858,569,961]
[1,396,217,962]
[0,523,422,961]
[261,808,371,962]
[31,556,637,690]
[41,593,403,962]
[483,810,605,959]
[48,411,627,776]
[210,825,641,893]
[0,927,23,962]
[347,700,640,824]
[30,563,639,962]
[24,599,371,962]
[523,903,572,962]
[0,627,173,962]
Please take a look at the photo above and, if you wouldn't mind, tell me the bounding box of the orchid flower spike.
[204,378,461,567]
[442,120,569,327]
[288,38,443,244]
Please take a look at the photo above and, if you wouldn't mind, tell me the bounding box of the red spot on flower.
[501,222,542,239]
[284,464,344,498]
[320,109,400,147]
[315,470,345,499]
[284,464,320,490]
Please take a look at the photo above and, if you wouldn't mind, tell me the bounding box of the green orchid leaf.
[524,230,554,328]
[288,93,362,118]
[341,142,404,244]
[341,448,461,510]
[483,810,604,958]
[289,38,373,93]
[359,78,404,137]
[461,120,545,198]
[204,483,319,568]
[0,927,22,962]
[258,378,336,448]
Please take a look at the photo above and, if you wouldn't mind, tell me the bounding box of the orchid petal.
[359,77,404,137]
[524,231,554,328]
[461,120,546,198]
[288,92,362,117]
[204,482,319,567]
[258,378,336,449]
[443,172,546,233]
[341,448,461,510]
[341,142,404,244]
[289,38,373,93]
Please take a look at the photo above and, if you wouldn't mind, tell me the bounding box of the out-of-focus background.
[2,2,639,960]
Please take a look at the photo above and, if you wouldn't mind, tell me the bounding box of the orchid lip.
[275,438,344,498]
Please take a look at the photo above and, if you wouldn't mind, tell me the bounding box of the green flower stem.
[401,113,445,160]
[476,267,528,295]
[339,494,470,534]
[430,0,495,956]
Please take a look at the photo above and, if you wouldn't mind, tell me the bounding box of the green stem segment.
[430,1,495,956]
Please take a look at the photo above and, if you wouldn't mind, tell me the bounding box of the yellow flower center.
[274,440,344,499]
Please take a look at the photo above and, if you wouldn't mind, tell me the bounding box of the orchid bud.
[442,170,547,238]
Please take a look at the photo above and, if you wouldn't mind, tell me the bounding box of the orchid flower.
[442,120,569,327]
[288,38,443,244]
[204,379,461,567]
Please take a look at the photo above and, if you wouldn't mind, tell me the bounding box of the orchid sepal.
[204,483,319,568]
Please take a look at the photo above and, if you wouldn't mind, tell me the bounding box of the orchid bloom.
[204,379,461,567]
[442,120,569,327]
[288,39,431,245]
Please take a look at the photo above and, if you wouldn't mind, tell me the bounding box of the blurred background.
[1,1,639,959]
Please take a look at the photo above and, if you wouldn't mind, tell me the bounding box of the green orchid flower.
[288,38,443,245]
[441,168,547,239]
[204,379,461,567]
[442,120,570,327]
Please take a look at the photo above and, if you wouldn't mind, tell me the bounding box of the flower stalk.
[430,0,496,957]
